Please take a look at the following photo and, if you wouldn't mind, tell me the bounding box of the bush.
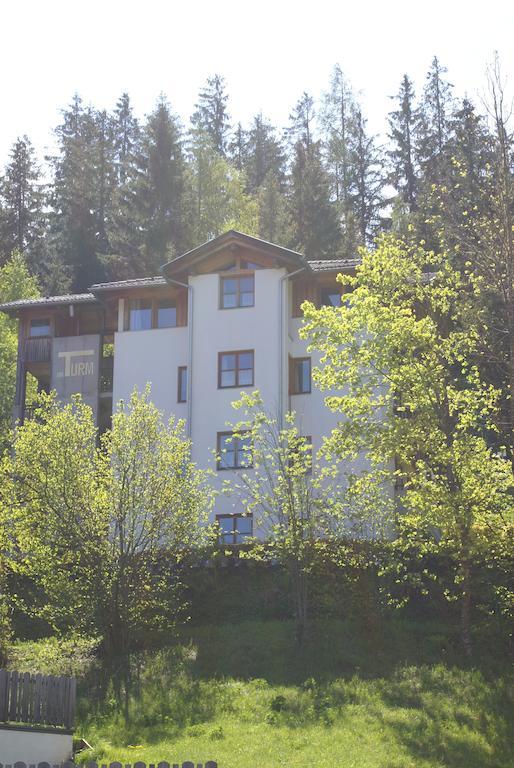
[7,634,99,676]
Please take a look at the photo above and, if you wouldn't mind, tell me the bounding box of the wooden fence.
[0,670,76,729]
[0,763,218,768]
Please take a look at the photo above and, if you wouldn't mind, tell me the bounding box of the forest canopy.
[0,57,506,296]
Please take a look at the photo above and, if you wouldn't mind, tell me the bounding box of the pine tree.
[388,75,418,211]
[288,141,340,258]
[0,136,46,272]
[191,74,231,156]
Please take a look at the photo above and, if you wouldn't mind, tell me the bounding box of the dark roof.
[162,230,308,274]
[308,258,360,272]
[0,293,97,314]
[90,276,167,292]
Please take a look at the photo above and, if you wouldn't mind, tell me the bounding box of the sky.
[1,0,514,164]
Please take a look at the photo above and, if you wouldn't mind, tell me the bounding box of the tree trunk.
[291,559,308,646]
[460,562,473,660]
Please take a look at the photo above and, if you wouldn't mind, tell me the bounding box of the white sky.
[1,0,514,164]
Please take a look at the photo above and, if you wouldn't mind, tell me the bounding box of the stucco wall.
[0,726,73,763]
[113,325,188,423]
[190,268,285,521]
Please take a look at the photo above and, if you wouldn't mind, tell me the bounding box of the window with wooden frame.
[177,366,188,403]
[218,350,254,388]
[288,435,313,475]
[157,298,177,328]
[29,318,51,337]
[217,431,253,470]
[320,287,342,307]
[125,293,186,331]
[289,357,311,394]
[220,275,255,309]
[216,513,253,545]
[128,299,152,331]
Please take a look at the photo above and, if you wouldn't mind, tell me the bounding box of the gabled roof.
[0,292,97,315]
[162,230,308,275]
[0,233,361,315]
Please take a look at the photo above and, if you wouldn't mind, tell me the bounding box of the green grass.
[66,619,514,768]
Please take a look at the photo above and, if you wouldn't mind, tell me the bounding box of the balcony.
[23,336,52,363]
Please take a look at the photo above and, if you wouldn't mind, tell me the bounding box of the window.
[290,357,311,394]
[30,318,50,337]
[125,293,186,331]
[178,366,188,403]
[241,259,263,270]
[320,288,342,308]
[220,275,255,309]
[218,350,254,388]
[216,513,253,545]
[288,435,313,475]
[129,299,152,331]
[157,299,177,328]
[218,261,238,272]
[217,431,252,470]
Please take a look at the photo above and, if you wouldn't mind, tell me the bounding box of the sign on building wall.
[51,335,100,420]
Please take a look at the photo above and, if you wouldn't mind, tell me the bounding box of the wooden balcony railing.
[23,336,52,363]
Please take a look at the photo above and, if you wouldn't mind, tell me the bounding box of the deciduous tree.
[302,235,514,656]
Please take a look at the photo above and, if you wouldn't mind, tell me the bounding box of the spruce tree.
[229,122,248,173]
[135,96,186,271]
[321,65,384,253]
[351,109,385,246]
[112,92,140,185]
[0,136,46,271]
[48,94,106,290]
[416,57,454,186]
[104,92,143,278]
[258,170,290,245]
[288,140,340,258]
[245,113,285,192]
[388,75,418,211]
[287,92,316,150]
[191,74,231,156]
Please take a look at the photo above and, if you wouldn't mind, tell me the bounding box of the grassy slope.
[72,619,514,768]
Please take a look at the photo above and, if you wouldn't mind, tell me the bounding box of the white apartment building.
[0,231,361,543]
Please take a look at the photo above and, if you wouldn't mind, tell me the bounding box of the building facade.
[0,231,361,542]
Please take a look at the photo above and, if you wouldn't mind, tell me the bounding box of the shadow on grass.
[77,618,514,766]
[183,617,492,685]
[375,665,514,768]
